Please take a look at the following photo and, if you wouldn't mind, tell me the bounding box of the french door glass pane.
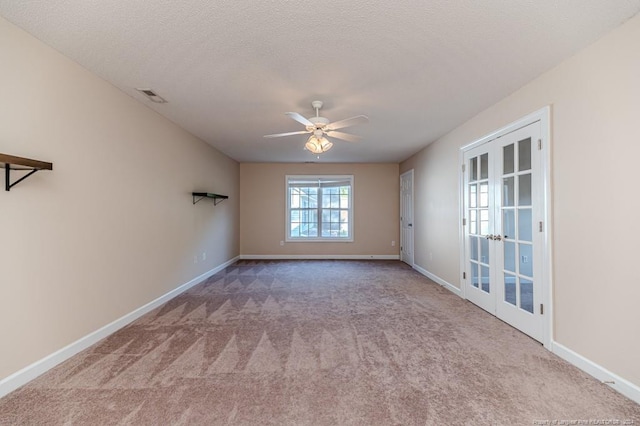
[470,209,477,234]
[503,209,515,239]
[504,241,516,272]
[503,144,514,174]
[471,263,479,288]
[470,184,477,208]
[480,154,489,179]
[470,158,477,182]
[518,138,532,171]
[503,177,515,207]
[479,183,489,207]
[470,236,478,261]
[480,209,489,235]
[480,237,489,264]
[519,244,533,277]
[519,174,532,205]
[481,265,490,293]
[504,273,517,306]
[518,208,533,242]
[520,278,534,313]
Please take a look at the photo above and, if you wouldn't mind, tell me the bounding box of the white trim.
[539,106,554,349]
[240,254,399,260]
[460,107,550,151]
[457,146,467,299]
[399,169,415,267]
[413,264,463,297]
[0,256,239,399]
[552,341,640,405]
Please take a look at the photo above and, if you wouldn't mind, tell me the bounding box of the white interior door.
[463,121,545,342]
[400,170,414,266]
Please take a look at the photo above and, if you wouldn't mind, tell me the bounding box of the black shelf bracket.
[1,154,53,191]
[192,192,228,205]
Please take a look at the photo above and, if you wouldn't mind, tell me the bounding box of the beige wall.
[0,17,239,380]
[401,13,640,387]
[240,163,399,257]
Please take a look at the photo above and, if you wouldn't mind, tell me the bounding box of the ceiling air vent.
[136,88,167,103]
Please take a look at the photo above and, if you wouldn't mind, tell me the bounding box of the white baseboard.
[0,256,239,399]
[412,266,639,404]
[240,254,400,260]
[413,264,463,297]
[552,341,640,405]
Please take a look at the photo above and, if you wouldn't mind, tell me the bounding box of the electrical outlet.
[280,241,284,246]
[202,252,206,261]
[391,240,395,247]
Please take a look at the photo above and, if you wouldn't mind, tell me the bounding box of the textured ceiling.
[1,1,639,163]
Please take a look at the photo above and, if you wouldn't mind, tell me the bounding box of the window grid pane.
[288,179,352,240]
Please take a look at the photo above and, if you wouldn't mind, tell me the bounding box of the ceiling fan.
[264,101,368,154]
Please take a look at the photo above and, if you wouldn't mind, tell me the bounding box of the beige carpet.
[1,260,638,425]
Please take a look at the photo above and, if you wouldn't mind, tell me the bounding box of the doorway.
[400,169,414,266]
[461,109,551,344]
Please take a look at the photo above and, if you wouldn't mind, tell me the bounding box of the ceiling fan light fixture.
[305,135,332,154]
[319,137,333,151]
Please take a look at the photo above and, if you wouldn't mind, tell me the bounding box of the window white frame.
[285,175,354,242]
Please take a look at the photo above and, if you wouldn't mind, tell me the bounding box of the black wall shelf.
[1,153,53,191]
[192,192,228,205]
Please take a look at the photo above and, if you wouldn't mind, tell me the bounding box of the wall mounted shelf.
[1,153,53,191]
[192,192,228,205]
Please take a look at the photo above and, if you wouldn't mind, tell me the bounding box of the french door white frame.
[458,106,553,348]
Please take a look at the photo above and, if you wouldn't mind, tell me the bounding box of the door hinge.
[538,139,542,150]
[539,221,543,232]
[462,164,466,173]
[463,272,466,279]
[463,218,467,226]
[540,304,544,315]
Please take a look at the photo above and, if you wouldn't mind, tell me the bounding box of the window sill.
[285,238,354,243]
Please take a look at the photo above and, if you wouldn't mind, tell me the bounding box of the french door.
[463,120,546,342]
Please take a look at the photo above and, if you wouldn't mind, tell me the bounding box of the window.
[286,175,353,241]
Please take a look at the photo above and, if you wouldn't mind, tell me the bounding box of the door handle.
[494,235,502,241]
[485,234,494,240]
[408,223,412,227]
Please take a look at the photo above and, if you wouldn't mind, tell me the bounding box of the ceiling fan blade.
[285,112,314,127]
[326,131,361,143]
[263,130,311,138]
[326,115,369,131]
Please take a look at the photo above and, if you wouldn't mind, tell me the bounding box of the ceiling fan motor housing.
[308,116,330,130]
